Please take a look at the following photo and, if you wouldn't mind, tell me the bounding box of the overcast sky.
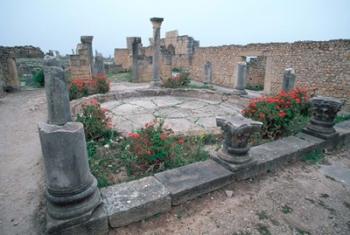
[1,0,349,56]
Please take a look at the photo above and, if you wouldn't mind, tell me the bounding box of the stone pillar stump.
[303,96,343,139]
[282,68,296,92]
[211,115,262,171]
[233,62,247,95]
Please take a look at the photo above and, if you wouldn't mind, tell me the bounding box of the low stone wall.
[67,119,350,233]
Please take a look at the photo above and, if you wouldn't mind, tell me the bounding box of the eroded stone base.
[46,204,108,235]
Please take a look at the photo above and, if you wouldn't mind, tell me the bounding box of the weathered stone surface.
[233,62,247,95]
[94,51,105,75]
[320,162,350,186]
[101,176,171,228]
[47,204,108,235]
[282,68,296,91]
[303,96,343,139]
[38,122,102,220]
[234,135,325,179]
[150,17,164,87]
[44,65,72,125]
[215,114,262,164]
[155,160,233,205]
[204,61,212,84]
[100,96,241,136]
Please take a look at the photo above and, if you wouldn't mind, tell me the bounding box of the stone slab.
[101,176,171,228]
[234,135,325,180]
[154,160,233,205]
[320,162,350,186]
[47,204,108,235]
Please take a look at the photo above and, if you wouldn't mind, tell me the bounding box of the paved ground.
[102,96,242,135]
[111,149,350,235]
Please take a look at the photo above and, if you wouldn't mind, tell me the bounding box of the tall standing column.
[150,17,164,87]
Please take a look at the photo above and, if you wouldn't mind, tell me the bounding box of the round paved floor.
[102,95,242,136]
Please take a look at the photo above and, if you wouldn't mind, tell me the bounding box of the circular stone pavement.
[102,95,243,136]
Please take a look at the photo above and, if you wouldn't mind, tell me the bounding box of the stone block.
[47,204,109,235]
[154,160,233,205]
[234,135,325,180]
[101,176,171,228]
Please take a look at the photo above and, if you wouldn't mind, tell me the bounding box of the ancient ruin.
[39,60,106,234]
[1,5,350,235]
[69,36,95,80]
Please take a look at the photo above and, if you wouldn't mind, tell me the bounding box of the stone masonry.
[115,34,350,110]
[69,36,94,80]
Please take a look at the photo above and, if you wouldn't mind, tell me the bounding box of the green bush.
[242,88,310,139]
[33,69,45,87]
[76,99,115,141]
[163,69,191,88]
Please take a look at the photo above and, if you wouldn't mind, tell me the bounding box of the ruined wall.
[190,40,350,110]
[69,36,94,80]
[12,46,44,58]
[114,48,130,69]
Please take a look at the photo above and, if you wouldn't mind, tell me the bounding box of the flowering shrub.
[76,98,114,141]
[123,118,208,177]
[163,68,191,88]
[69,74,110,100]
[242,88,311,139]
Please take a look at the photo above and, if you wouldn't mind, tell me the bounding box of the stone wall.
[115,34,350,110]
[0,46,44,90]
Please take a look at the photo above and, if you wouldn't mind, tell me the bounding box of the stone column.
[204,61,212,84]
[39,59,106,234]
[211,114,262,171]
[94,51,105,75]
[282,68,296,92]
[81,36,94,71]
[130,37,142,82]
[303,96,343,139]
[233,62,247,95]
[150,17,164,87]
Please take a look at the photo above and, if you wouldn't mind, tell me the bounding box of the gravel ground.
[110,149,350,235]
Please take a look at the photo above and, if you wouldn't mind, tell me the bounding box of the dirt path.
[0,89,47,235]
[111,149,350,235]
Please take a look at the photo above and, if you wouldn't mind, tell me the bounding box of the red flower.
[178,138,185,145]
[160,133,168,141]
[279,111,287,118]
[128,132,140,139]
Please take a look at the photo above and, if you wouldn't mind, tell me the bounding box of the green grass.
[107,72,132,82]
[246,84,264,91]
[335,113,350,124]
[302,149,325,164]
[88,135,211,188]
[281,205,293,214]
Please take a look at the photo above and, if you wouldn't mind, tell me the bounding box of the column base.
[302,125,338,140]
[46,203,109,235]
[210,150,256,172]
[232,89,247,96]
[150,80,162,88]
